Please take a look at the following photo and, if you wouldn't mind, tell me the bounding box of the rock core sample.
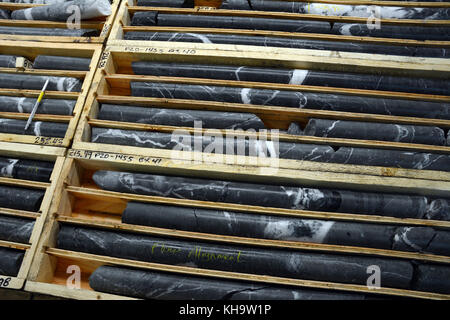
[0,118,68,138]
[58,225,413,288]
[131,61,450,95]
[98,104,266,130]
[0,156,54,182]
[33,55,91,71]
[89,265,371,300]
[0,73,82,92]
[220,0,450,20]
[92,170,430,219]
[0,55,17,68]
[130,82,450,119]
[301,119,446,145]
[0,215,34,243]
[11,0,112,21]
[0,185,44,211]
[0,247,24,277]
[0,96,75,115]
[90,128,450,171]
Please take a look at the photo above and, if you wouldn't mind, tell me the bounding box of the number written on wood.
[98,51,110,69]
[124,47,196,55]
[0,277,11,287]
[34,136,64,146]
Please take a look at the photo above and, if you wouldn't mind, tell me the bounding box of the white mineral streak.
[393,227,423,251]
[264,219,334,242]
[0,159,18,178]
[289,69,308,85]
[186,32,212,43]
[240,88,252,104]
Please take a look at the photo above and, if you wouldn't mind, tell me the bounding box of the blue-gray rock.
[93,170,430,219]
[0,55,17,68]
[0,156,54,182]
[0,73,82,92]
[33,55,91,71]
[412,264,450,294]
[58,225,414,288]
[131,61,450,95]
[425,199,450,221]
[0,185,44,211]
[221,0,450,20]
[0,247,24,277]
[393,227,450,256]
[130,82,450,119]
[11,0,112,21]
[0,215,34,243]
[123,202,397,250]
[0,118,68,138]
[303,119,446,146]
[98,104,266,130]
[0,96,75,115]
[89,265,371,300]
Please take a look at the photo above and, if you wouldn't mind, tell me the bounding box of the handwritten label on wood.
[98,51,110,69]
[0,277,11,288]
[68,149,164,166]
[124,47,197,55]
[34,136,64,146]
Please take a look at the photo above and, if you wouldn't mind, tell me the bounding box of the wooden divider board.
[24,154,450,300]
[0,142,65,290]
[0,41,103,151]
[107,0,450,55]
[0,0,121,44]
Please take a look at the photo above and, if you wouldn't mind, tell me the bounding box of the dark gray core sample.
[332,23,450,41]
[131,61,450,96]
[129,82,450,120]
[329,147,450,172]
[0,247,24,277]
[0,156,54,182]
[220,0,252,10]
[90,126,450,172]
[0,9,11,20]
[89,265,370,300]
[392,227,450,256]
[412,264,450,294]
[287,122,302,135]
[0,185,44,211]
[137,0,194,6]
[92,170,429,219]
[98,104,266,130]
[130,12,450,42]
[0,26,99,37]
[0,215,34,243]
[58,225,413,288]
[0,55,17,68]
[11,0,112,21]
[303,119,446,146]
[425,200,450,221]
[221,0,450,20]
[33,55,91,71]
[0,119,68,138]
[132,12,333,34]
[0,73,82,92]
[90,127,335,163]
[0,96,75,115]
[123,202,398,250]
[123,32,450,58]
